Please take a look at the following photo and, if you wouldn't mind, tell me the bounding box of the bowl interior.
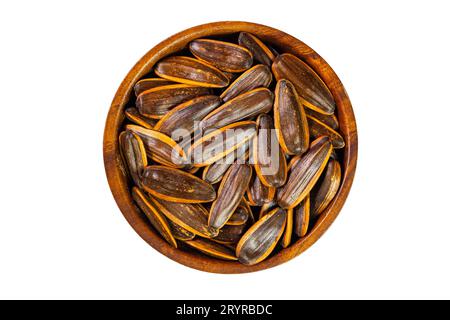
[103,21,357,273]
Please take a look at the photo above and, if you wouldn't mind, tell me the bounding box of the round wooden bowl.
[103,21,358,273]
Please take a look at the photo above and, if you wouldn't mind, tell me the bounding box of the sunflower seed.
[277,136,332,209]
[220,64,272,102]
[209,164,252,229]
[238,32,276,66]
[136,84,209,119]
[119,130,147,187]
[246,169,275,206]
[252,114,287,188]
[274,79,309,155]
[188,121,256,167]
[272,53,335,115]
[311,159,341,217]
[236,208,287,265]
[154,95,221,137]
[155,56,229,88]
[141,165,216,203]
[201,88,273,132]
[190,39,253,73]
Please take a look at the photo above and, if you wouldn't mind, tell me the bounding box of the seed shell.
[272,53,335,115]
[190,39,253,73]
[247,169,276,206]
[209,164,252,229]
[119,130,147,187]
[253,114,287,188]
[136,84,209,119]
[154,95,221,137]
[141,166,216,203]
[154,56,229,88]
[201,88,273,131]
[312,159,341,217]
[220,64,273,102]
[277,136,333,209]
[188,121,256,167]
[238,32,276,66]
[274,79,309,155]
[236,208,287,265]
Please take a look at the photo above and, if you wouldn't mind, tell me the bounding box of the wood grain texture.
[103,21,357,274]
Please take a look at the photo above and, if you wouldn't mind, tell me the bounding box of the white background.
[1,0,449,299]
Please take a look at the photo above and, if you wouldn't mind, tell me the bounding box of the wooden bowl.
[103,21,358,273]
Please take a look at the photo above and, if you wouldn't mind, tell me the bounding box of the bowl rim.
[103,21,358,274]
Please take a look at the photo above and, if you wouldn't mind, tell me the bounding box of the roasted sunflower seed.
[252,114,287,188]
[236,207,287,265]
[208,164,252,229]
[246,169,275,206]
[272,53,335,115]
[311,159,341,217]
[188,121,256,167]
[141,165,216,203]
[201,88,273,132]
[277,136,332,209]
[154,56,229,88]
[119,130,147,187]
[220,64,272,102]
[154,95,221,137]
[238,32,276,66]
[190,39,253,73]
[274,79,310,155]
[136,84,209,119]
